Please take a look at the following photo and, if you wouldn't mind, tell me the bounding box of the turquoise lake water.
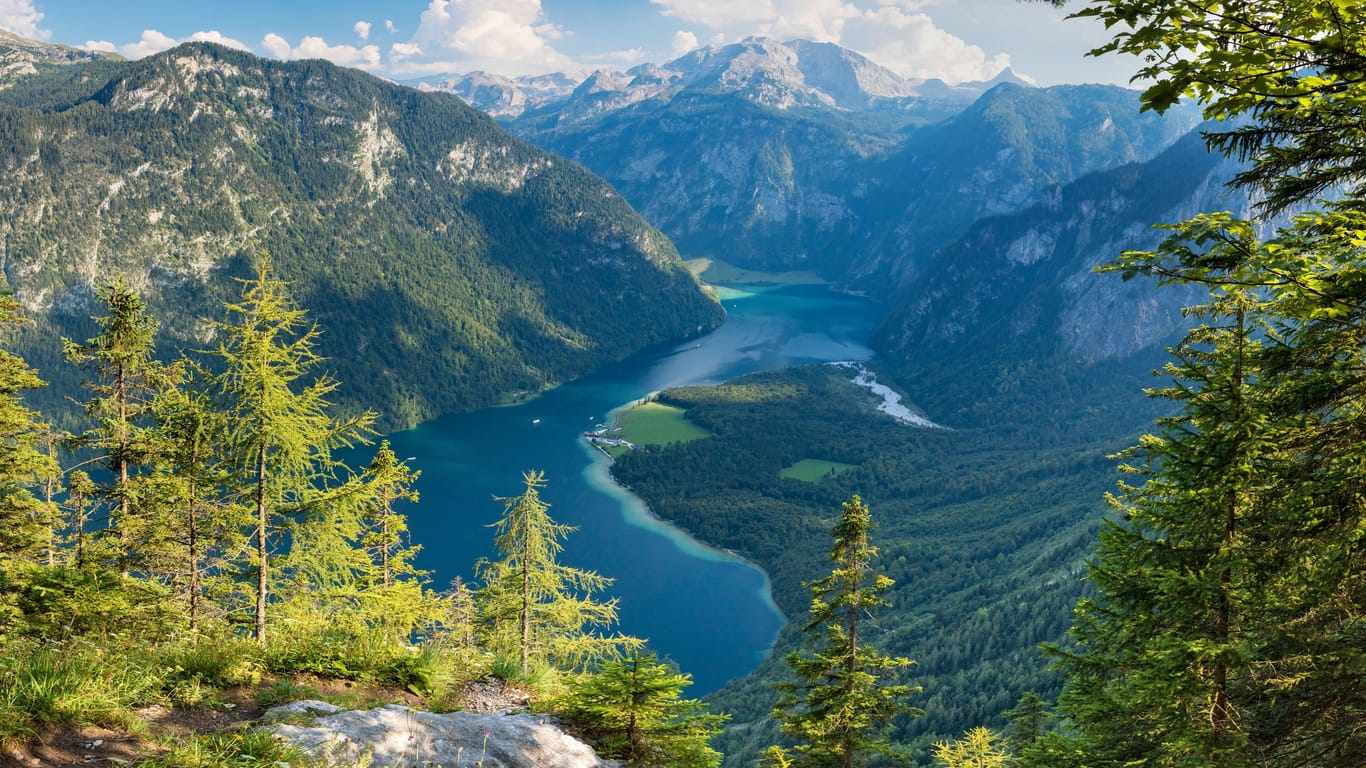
[384,283,880,693]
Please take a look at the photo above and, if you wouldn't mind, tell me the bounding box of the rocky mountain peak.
[0,29,120,90]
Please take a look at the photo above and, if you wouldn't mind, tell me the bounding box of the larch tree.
[360,440,420,589]
[770,495,919,768]
[476,470,636,674]
[214,257,374,645]
[146,364,245,631]
[933,727,1015,768]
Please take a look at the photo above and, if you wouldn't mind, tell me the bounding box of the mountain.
[420,39,1200,294]
[427,37,1009,122]
[0,29,124,108]
[416,70,584,118]
[872,125,1258,431]
[0,38,721,429]
[0,29,118,85]
[500,70,1199,290]
[842,82,1203,290]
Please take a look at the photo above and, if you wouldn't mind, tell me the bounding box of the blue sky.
[4,1,1141,86]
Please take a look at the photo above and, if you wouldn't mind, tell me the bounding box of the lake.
[386,282,881,693]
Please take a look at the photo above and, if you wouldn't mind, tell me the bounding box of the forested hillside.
[0,39,721,430]
[609,363,1138,765]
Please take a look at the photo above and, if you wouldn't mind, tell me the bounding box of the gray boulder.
[265,701,612,768]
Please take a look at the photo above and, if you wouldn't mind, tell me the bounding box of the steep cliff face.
[0,39,721,428]
[871,127,1258,427]
[845,83,1203,290]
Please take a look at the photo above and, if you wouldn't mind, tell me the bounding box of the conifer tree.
[477,470,636,674]
[146,365,245,631]
[0,295,56,567]
[1056,225,1268,766]
[214,257,375,645]
[64,277,178,573]
[563,651,727,768]
[360,440,420,588]
[933,728,1014,768]
[770,495,919,768]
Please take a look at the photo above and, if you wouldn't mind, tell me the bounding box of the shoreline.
[577,396,787,662]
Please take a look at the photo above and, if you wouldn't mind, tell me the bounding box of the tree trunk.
[255,441,268,646]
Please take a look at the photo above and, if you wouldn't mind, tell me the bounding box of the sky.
[1,0,1142,86]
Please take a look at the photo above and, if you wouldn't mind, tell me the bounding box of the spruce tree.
[477,470,636,674]
[64,277,177,572]
[770,495,919,768]
[214,257,375,645]
[563,651,727,768]
[0,295,56,566]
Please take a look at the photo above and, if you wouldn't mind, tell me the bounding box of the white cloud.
[671,30,698,55]
[649,0,1011,83]
[844,8,1010,83]
[354,21,372,41]
[582,47,649,68]
[94,29,252,60]
[385,19,397,34]
[260,33,382,70]
[186,30,253,52]
[392,0,574,76]
[0,0,47,40]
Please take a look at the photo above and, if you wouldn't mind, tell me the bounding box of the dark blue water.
[384,283,879,693]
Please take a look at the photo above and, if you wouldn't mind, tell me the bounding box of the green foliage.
[213,257,376,645]
[562,652,727,768]
[1045,209,1366,767]
[772,496,920,768]
[933,727,1014,768]
[136,729,318,768]
[477,470,639,673]
[0,294,56,567]
[1065,0,1366,215]
[611,364,1122,763]
[0,639,163,740]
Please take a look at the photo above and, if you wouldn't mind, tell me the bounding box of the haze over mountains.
[425,36,1218,378]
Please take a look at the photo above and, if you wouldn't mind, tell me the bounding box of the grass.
[137,730,318,767]
[779,459,857,483]
[614,402,710,447]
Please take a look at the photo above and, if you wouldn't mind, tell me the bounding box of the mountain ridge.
[0,38,721,429]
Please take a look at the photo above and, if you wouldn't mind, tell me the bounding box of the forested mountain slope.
[476,40,1199,293]
[0,39,721,429]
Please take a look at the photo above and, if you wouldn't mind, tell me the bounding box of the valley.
[3,8,1360,767]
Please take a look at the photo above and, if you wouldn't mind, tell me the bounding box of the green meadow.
[779,458,857,483]
[616,401,711,446]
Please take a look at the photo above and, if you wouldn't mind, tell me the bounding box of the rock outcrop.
[265,701,611,768]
